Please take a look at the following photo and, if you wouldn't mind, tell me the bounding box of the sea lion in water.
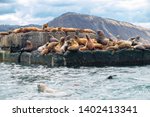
[107,75,117,79]
[37,83,58,93]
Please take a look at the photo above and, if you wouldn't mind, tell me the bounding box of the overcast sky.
[0,0,150,28]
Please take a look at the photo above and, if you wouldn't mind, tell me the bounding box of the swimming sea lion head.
[37,83,48,92]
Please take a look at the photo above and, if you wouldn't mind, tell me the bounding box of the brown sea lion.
[94,43,104,50]
[21,40,33,52]
[0,32,9,35]
[42,23,48,30]
[38,42,49,52]
[79,29,95,33]
[54,37,66,53]
[67,39,79,51]
[74,35,87,45]
[96,30,110,45]
[106,44,119,51]
[62,27,79,32]
[21,27,42,33]
[116,40,132,49]
[79,35,95,51]
[12,28,23,33]
[46,42,59,52]
[85,35,95,50]
[40,48,49,55]
[40,42,59,55]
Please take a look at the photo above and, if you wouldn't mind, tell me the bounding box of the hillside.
[48,12,150,40]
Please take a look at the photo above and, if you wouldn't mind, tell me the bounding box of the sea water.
[0,62,150,100]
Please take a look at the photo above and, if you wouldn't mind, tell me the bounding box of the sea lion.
[21,40,33,52]
[107,75,117,79]
[12,28,23,33]
[18,40,33,63]
[42,23,48,30]
[106,44,119,51]
[93,43,104,50]
[79,28,95,33]
[40,48,49,55]
[134,44,145,50]
[54,37,66,53]
[67,39,79,51]
[79,35,95,51]
[96,30,110,45]
[74,35,87,45]
[37,83,58,93]
[49,35,59,42]
[116,40,132,49]
[40,42,58,55]
[47,42,58,52]
[85,35,95,50]
[0,32,9,36]
[62,27,79,32]
[38,42,49,52]
[143,44,150,49]
[21,27,42,33]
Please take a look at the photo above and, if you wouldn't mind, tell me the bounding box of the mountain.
[48,12,150,40]
[0,25,19,32]
[0,24,41,32]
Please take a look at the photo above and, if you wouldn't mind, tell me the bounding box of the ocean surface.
[0,62,150,100]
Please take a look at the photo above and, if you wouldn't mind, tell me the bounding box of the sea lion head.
[60,37,65,43]
[37,83,48,92]
[97,30,105,37]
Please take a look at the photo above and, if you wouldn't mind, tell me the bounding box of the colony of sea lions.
[0,23,150,55]
[37,29,150,55]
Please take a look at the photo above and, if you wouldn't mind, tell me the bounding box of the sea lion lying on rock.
[21,40,33,52]
[96,30,110,45]
[79,35,95,51]
[116,40,132,49]
[38,42,49,52]
[42,23,48,30]
[67,38,79,51]
[0,32,9,36]
[40,42,59,55]
[79,29,96,33]
[54,37,66,53]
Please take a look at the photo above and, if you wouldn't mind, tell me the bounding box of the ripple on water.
[0,63,150,99]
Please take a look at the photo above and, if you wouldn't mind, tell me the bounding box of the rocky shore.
[0,27,150,67]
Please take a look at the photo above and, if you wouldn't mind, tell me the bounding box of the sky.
[0,0,150,28]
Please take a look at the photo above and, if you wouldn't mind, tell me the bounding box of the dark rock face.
[0,32,52,50]
[48,12,150,40]
[1,49,150,67]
